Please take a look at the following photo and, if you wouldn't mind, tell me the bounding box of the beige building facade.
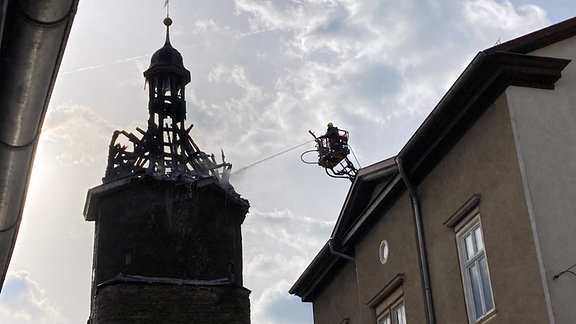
[291,17,576,324]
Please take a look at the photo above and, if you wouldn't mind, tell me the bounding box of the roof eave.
[487,16,576,55]
[398,51,570,184]
[330,157,398,239]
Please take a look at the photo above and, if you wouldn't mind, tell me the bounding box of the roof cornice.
[399,51,570,184]
[487,16,576,55]
[331,157,397,240]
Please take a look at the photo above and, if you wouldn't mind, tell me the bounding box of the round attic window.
[379,240,389,264]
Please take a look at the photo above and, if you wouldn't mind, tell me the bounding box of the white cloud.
[41,103,116,167]
[244,208,333,254]
[0,271,68,324]
[463,0,548,34]
[243,208,333,323]
[251,277,312,324]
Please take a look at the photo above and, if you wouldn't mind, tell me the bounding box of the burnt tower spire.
[103,17,231,185]
[84,17,250,324]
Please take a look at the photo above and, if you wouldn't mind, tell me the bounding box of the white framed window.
[368,274,406,324]
[377,299,406,324]
[457,216,495,323]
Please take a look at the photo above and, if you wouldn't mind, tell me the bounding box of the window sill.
[475,309,496,324]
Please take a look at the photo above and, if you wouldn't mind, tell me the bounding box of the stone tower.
[83,18,250,324]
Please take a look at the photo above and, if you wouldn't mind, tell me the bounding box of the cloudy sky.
[1,1,575,323]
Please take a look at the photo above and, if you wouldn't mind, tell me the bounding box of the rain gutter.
[0,0,79,291]
[328,238,354,261]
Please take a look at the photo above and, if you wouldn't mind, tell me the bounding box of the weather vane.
[164,0,170,18]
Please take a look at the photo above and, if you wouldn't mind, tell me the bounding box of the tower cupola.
[103,18,231,185]
[144,17,191,116]
[147,18,188,69]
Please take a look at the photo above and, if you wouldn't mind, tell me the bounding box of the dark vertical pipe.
[396,156,436,324]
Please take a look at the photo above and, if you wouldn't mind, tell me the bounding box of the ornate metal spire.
[163,17,172,46]
[103,18,232,186]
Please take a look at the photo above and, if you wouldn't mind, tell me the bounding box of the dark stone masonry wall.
[90,178,248,287]
[91,284,251,324]
[85,176,251,323]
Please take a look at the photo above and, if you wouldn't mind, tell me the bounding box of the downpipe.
[396,156,436,324]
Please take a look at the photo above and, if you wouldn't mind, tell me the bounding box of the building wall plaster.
[418,93,548,323]
[354,192,426,324]
[507,35,576,324]
[312,260,362,324]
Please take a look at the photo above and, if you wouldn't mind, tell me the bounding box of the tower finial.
[163,0,171,45]
[163,17,173,46]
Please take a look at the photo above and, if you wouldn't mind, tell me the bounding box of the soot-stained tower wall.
[83,18,250,324]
